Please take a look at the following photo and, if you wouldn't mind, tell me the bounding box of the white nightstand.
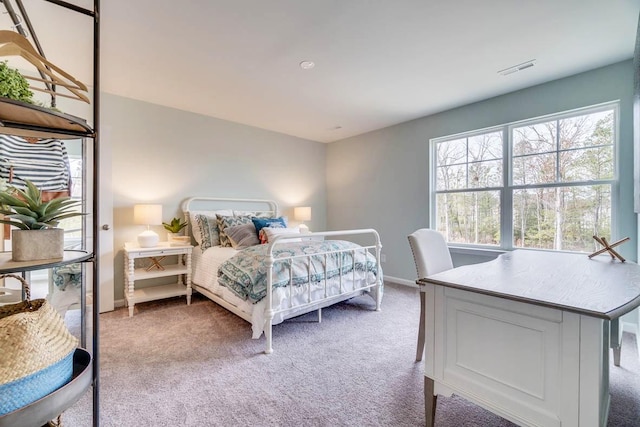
[123,242,193,317]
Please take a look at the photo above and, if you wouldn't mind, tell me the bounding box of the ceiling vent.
[498,59,536,76]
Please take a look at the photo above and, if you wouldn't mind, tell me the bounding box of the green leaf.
[0,218,29,230]
[11,206,38,218]
[0,192,29,208]
[0,61,33,103]
[163,217,188,233]
[0,179,85,230]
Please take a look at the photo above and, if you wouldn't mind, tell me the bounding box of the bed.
[181,197,383,353]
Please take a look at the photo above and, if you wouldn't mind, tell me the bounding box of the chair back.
[408,229,453,279]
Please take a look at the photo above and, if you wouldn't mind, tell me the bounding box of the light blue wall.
[327,60,637,282]
[103,93,327,301]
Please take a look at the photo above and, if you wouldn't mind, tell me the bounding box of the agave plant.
[163,217,188,233]
[0,179,85,230]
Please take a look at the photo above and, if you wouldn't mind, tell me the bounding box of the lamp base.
[299,224,310,234]
[137,230,159,248]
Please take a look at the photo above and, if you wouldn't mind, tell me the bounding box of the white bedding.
[192,244,377,338]
[192,245,238,296]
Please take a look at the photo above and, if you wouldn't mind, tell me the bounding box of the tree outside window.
[432,104,616,253]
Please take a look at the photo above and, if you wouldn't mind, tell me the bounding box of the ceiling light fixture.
[299,60,315,70]
[497,59,536,76]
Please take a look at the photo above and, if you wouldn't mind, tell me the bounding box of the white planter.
[167,232,190,246]
[11,228,64,262]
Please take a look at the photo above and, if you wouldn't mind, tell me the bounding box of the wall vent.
[498,59,536,76]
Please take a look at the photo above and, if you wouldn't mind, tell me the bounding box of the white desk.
[418,250,640,427]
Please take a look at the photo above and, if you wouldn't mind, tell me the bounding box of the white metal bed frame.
[181,196,383,353]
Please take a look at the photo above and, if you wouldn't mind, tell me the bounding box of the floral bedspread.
[218,240,379,303]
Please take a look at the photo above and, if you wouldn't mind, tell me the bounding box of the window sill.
[448,245,506,259]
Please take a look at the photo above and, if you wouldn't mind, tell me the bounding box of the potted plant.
[0,179,86,261]
[0,60,34,103]
[163,217,189,246]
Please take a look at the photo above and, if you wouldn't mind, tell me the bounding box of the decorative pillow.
[189,209,232,248]
[225,223,260,249]
[251,216,287,238]
[217,214,253,247]
[261,226,301,244]
[193,215,219,250]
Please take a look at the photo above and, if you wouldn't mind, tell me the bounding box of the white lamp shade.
[294,206,312,222]
[134,204,162,226]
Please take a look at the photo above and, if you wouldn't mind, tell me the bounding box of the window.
[57,141,84,250]
[431,103,617,253]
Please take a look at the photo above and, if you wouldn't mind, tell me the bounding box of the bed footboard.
[263,228,383,354]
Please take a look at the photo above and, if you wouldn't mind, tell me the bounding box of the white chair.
[408,229,453,362]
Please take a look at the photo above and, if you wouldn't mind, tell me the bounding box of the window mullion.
[465,137,469,189]
[555,120,561,182]
[502,126,512,250]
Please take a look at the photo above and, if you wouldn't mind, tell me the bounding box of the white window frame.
[429,101,620,254]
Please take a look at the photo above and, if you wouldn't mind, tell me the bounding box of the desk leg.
[425,376,437,427]
[579,316,610,427]
[610,318,622,367]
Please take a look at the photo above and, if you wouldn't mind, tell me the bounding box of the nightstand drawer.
[127,247,187,258]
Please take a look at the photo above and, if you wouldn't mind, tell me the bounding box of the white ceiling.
[6,1,640,143]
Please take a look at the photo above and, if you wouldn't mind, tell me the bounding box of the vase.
[11,228,64,262]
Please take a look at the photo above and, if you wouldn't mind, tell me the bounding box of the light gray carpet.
[62,283,640,426]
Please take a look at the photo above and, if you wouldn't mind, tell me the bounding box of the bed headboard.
[181,196,279,243]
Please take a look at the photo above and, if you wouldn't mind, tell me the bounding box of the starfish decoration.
[588,236,630,262]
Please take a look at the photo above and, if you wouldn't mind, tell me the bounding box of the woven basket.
[0,274,78,416]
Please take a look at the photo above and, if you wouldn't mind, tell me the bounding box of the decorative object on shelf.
[145,256,166,272]
[168,235,190,246]
[0,60,33,103]
[0,179,85,261]
[588,235,630,262]
[134,204,162,248]
[163,217,190,246]
[0,274,78,417]
[294,206,311,233]
[162,217,188,234]
[0,30,89,104]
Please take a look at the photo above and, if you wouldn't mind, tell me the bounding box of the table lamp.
[294,206,311,233]
[134,204,162,247]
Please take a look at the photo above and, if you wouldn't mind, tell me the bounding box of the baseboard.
[384,275,417,288]
[114,298,125,308]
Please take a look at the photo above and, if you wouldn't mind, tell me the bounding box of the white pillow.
[262,226,301,243]
[188,209,233,248]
